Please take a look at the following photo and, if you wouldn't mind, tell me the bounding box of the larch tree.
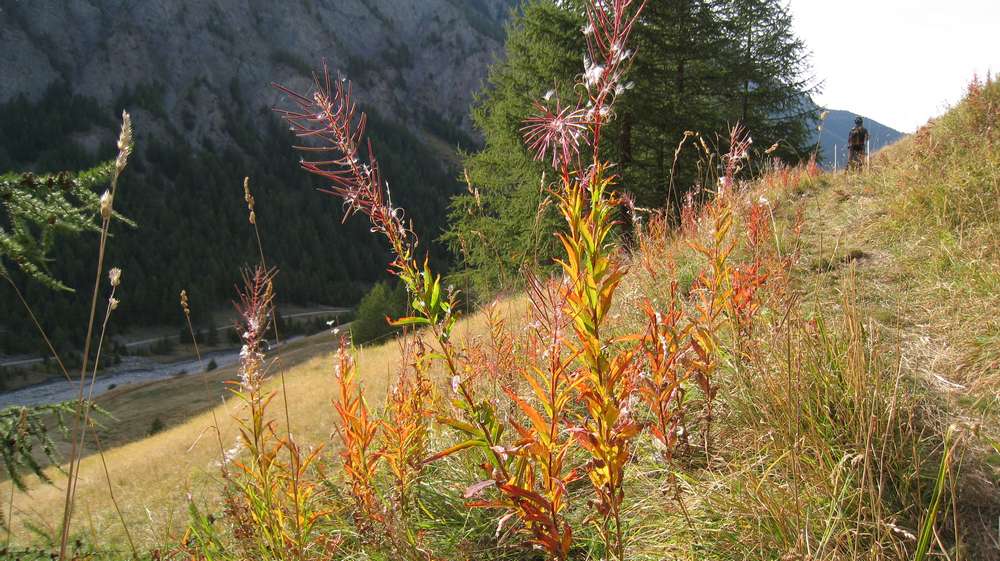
[446,0,817,296]
[720,0,818,162]
[443,0,584,297]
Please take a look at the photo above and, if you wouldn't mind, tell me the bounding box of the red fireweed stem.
[436,328,509,481]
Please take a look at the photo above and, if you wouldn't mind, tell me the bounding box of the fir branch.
[0,163,134,290]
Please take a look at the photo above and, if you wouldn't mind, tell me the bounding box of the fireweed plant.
[271,1,787,558]
[184,267,340,561]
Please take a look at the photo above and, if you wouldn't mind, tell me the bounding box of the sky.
[787,0,999,133]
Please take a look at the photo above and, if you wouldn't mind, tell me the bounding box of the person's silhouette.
[847,116,869,171]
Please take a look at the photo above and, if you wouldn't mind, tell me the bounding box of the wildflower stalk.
[521,2,647,557]
[276,4,650,556]
[331,341,383,535]
[638,288,690,466]
[67,269,121,506]
[380,338,432,517]
[275,69,525,556]
[4,267,132,555]
[185,267,336,560]
[498,275,580,559]
[685,126,754,459]
[59,111,132,561]
[274,71,512,476]
[180,289,229,475]
[228,267,286,559]
[241,175,306,549]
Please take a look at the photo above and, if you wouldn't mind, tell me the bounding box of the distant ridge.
[814,109,905,168]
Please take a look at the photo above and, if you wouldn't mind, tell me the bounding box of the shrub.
[349,281,407,345]
[148,417,165,435]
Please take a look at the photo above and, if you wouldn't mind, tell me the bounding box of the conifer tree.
[611,0,734,208]
[443,0,584,297]
[446,0,818,293]
[720,0,818,162]
[0,163,117,290]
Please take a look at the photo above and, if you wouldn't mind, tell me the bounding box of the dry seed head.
[108,267,122,287]
[115,111,134,173]
[243,177,256,224]
[264,279,274,304]
[180,289,190,317]
[109,297,119,311]
[99,190,113,221]
[243,177,254,208]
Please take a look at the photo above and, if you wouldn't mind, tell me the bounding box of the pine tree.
[446,0,818,293]
[720,0,818,162]
[443,0,585,298]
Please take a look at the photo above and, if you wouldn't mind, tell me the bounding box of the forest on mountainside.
[0,83,462,357]
[0,0,516,359]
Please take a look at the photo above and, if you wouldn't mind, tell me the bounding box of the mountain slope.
[0,0,516,355]
[0,0,515,138]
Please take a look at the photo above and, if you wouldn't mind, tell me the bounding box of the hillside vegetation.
[2,28,996,561]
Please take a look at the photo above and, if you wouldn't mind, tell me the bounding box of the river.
[0,336,303,409]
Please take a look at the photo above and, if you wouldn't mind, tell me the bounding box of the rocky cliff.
[0,0,514,146]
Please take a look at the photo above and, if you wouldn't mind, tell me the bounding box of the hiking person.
[847,116,869,171]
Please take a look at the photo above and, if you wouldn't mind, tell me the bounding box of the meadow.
[1,1,997,560]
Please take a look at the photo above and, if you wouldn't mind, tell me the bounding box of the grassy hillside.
[3,78,997,560]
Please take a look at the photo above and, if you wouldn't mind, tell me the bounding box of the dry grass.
[604,79,1000,558]
[782,80,999,437]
